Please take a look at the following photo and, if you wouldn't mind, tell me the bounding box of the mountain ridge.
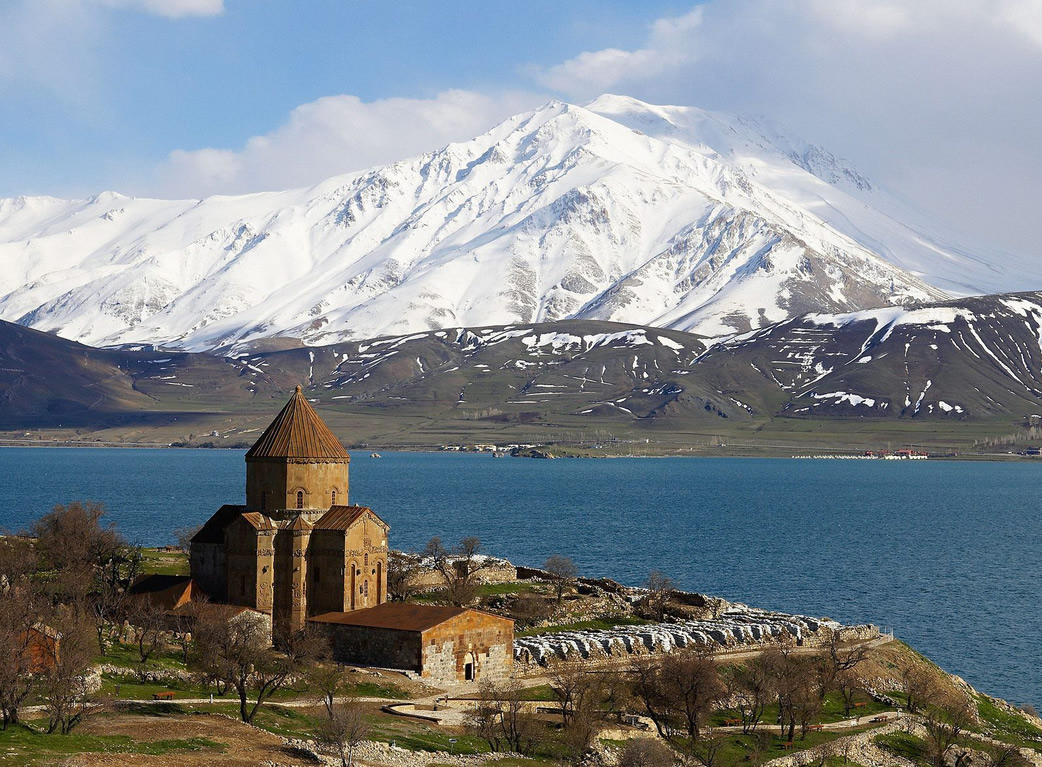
[0,97,1033,352]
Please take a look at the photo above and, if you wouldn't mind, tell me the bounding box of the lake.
[0,447,1038,706]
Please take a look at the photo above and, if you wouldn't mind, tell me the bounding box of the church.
[190,386,390,638]
[186,385,514,683]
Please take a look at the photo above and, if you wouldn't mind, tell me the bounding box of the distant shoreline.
[1,440,1037,462]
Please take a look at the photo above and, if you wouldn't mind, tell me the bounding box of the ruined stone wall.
[514,610,879,668]
[324,625,421,671]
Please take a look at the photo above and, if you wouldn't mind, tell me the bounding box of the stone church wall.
[420,613,514,683]
[324,625,421,672]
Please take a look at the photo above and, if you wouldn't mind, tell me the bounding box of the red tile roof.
[245,386,350,462]
[309,603,513,632]
[314,505,387,531]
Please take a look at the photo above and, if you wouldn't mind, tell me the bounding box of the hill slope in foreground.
[2,291,1042,455]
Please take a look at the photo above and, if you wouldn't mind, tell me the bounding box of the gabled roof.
[283,514,313,532]
[245,385,350,462]
[310,603,513,632]
[314,505,388,531]
[240,512,278,531]
[191,504,247,544]
[128,574,194,611]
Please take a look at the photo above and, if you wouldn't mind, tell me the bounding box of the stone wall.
[324,625,421,672]
[420,611,514,684]
[189,541,225,601]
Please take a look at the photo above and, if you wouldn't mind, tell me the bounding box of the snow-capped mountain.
[0,96,1030,352]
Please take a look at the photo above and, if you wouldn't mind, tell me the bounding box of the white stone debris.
[513,608,856,667]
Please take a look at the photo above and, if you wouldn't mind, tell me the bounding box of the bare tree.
[633,645,724,743]
[834,668,864,717]
[386,551,423,602]
[319,700,370,767]
[126,595,167,670]
[642,571,675,622]
[985,743,1031,767]
[466,677,542,756]
[921,687,975,767]
[309,662,349,718]
[423,536,491,606]
[509,593,554,630]
[0,587,38,728]
[816,630,868,701]
[191,610,295,723]
[690,730,727,767]
[762,639,814,742]
[724,654,775,732]
[173,525,202,555]
[903,664,934,714]
[41,618,98,734]
[618,738,676,767]
[544,555,579,604]
[549,658,605,728]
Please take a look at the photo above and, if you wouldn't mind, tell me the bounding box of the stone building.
[311,603,514,684]
[190,386,389,637]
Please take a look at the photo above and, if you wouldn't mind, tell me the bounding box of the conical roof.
[245,386,350,462]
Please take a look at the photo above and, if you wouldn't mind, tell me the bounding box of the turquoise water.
[1,447,1039,706]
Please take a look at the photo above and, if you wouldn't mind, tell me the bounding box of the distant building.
[311,603,514,684]
[190,386,389,637]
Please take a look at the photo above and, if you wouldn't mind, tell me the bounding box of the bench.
[807,724,825,732]
[152,691,176,701]
[870,716,889,723]
[853,702,868,709]
[724,718,742,726]
[781,742,794,750]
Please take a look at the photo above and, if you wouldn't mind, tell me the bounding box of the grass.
[875,730,927,762]
[139,547,189,576]
[189,702,323,739]
[96,641,188,672]
[348,680,411,700]
[976,695,1042,752]
[0,722,223,767]
[517,614,650,637]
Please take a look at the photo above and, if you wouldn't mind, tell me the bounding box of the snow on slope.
[585,95,1038,297]
[0,96,1011,352]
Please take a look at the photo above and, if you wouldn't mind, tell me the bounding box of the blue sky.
[1,0,1040,257]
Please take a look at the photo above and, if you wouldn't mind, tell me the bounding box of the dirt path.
[62,712,318,766]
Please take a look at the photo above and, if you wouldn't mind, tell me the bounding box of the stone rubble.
[514,608,875,667]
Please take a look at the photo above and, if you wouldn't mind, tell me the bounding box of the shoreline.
[1,439,1037,462]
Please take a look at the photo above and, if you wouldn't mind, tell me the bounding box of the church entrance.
[463,652,476,681]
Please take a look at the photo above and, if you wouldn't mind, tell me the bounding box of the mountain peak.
[0,96,1031,351]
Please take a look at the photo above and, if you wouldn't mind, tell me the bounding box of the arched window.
[260,491,266,511]
[331,489,337,505]
[364,552,369,566]
[296,490,304,509]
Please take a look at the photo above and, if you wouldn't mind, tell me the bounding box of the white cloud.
[538,8,703,94]
[95,0,224,17]
[153,90,543,198]
[532,0,1042,258]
